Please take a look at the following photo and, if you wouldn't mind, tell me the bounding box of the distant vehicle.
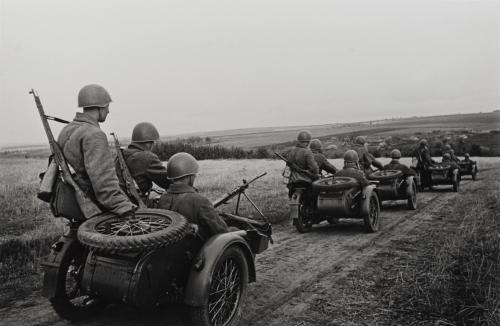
[458,160,478,181]
[289,176,381,233]
[368,170,417,210]
[428,164,461,192]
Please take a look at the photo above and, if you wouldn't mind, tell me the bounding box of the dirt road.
[0,172,488,326]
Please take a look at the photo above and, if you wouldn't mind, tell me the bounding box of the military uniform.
[312,151,338,174]
[58,112,135,216]
[284,142,319,184]
[158,183,228,241]
[334,166,369,189]
[441,157,458,170]
[383,160,416,177]
[117,142,170,196]
[354,145,383,175]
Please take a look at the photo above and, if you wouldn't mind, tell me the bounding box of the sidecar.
[458,160,478,181]
[289,177,381,233]
[368,170,417,210]
[428,164,461,192]
[41,208,271,326]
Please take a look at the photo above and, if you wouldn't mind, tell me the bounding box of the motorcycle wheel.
[407,181,417,210]
[50,245,106,321]
[453,178,460,192]
[190,246,249,326]
[363,192,380,233]
[472,166,477,181]
[294,199,312,233]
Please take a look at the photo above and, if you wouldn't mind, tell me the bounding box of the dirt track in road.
[0,172,489,326]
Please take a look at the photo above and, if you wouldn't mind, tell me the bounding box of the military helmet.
[309,139,322,151]
[297,130,312,142]
[464,153,470,158]
[78,84,112,108]
[419,139,428,147]
[391,149,402,159]
[167,152,199,180]
[443,153,451,160]
[132,122,160,143]
[354,136,366,145]
[344,150,359,163]
[443,144,451,150]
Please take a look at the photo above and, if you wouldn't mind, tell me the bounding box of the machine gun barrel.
[213,172,267,208]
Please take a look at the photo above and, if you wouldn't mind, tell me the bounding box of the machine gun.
[213,173,273,242]
[30,89,102,219]
[111,133,146,208]
[274,152,319,180]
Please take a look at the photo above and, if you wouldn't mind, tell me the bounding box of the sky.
[0,0,499,147]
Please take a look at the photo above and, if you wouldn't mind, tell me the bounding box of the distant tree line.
[153,140,272,161]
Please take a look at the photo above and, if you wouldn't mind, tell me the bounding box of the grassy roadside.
[300,169,500,326]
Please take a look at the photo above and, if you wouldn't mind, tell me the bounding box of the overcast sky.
[1,0,499,147]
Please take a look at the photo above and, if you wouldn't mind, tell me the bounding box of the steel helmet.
[344,150,359,163]
[166,152,199,180]
[354,136,366,145]
[391,149,402,159]
[443,153,451,160]
[464,153,470,158]
[297,130,312,142]
[419,139,428,147]
[309,139,322,151]
[132,122,160,143]
[78,84,112,108]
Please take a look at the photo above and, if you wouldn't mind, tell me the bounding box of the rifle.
[274,152,319,180]
[111,133,146,208]
[30,89,102,219]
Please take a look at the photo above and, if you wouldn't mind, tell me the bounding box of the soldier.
[441,153,459,170]
[158,152,228,242]
[412,139,436,190]
[116,122,170,204]
[334,150,369,188]
[283,130,319,196]
[309,139,338,175]
[383,149,416,177]
[449,149,460,163]
[353,136,383,176]
[57,84,136,218]
[462,153,474,163]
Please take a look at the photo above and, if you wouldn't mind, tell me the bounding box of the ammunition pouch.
[51,176,85,221]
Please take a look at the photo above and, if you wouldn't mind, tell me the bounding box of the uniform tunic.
[284,142,319,184]
[334,166,369,188]
[158,183,228,241]
[116,142,170,195]
[354,145,383,174]
[312,150,338,174]
[383,159,416,177]
[57,112,135,216]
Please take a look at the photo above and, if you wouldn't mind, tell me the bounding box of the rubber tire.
[453,179,460,192]
[312,177,358,192]
[407,181,417,210]
[78,208,190,253]
[295,212,312,233]
[363,192,380,233]
[472,166,477,181]
[50,245,107,321]
[190,246,249,326]
[368,170,403,181]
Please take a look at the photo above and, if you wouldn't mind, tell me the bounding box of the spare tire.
[368,170,402,181]
[312,177,358,192]
[77,208,190,253]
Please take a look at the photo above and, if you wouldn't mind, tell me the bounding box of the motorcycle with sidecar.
[367,170,417,210]
[41,180,272,326]
[428,163,461,192]
[289,177,381,233]
[458,160,478,181]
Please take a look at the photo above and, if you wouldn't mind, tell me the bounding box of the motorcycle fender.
[184,231,255,307]
[40,233,79,298]
[405,176,415,197]
[359,185,378,217]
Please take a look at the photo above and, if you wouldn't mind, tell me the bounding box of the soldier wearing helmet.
[158,152,228,241]
[309,139,338,175]
[56,84,136,218]
[116,122,170,203]
[412,138,436,190]
[383,149,416,177]
[353,136,383,176]
[283,130,319,185]
[334,150,369,188]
